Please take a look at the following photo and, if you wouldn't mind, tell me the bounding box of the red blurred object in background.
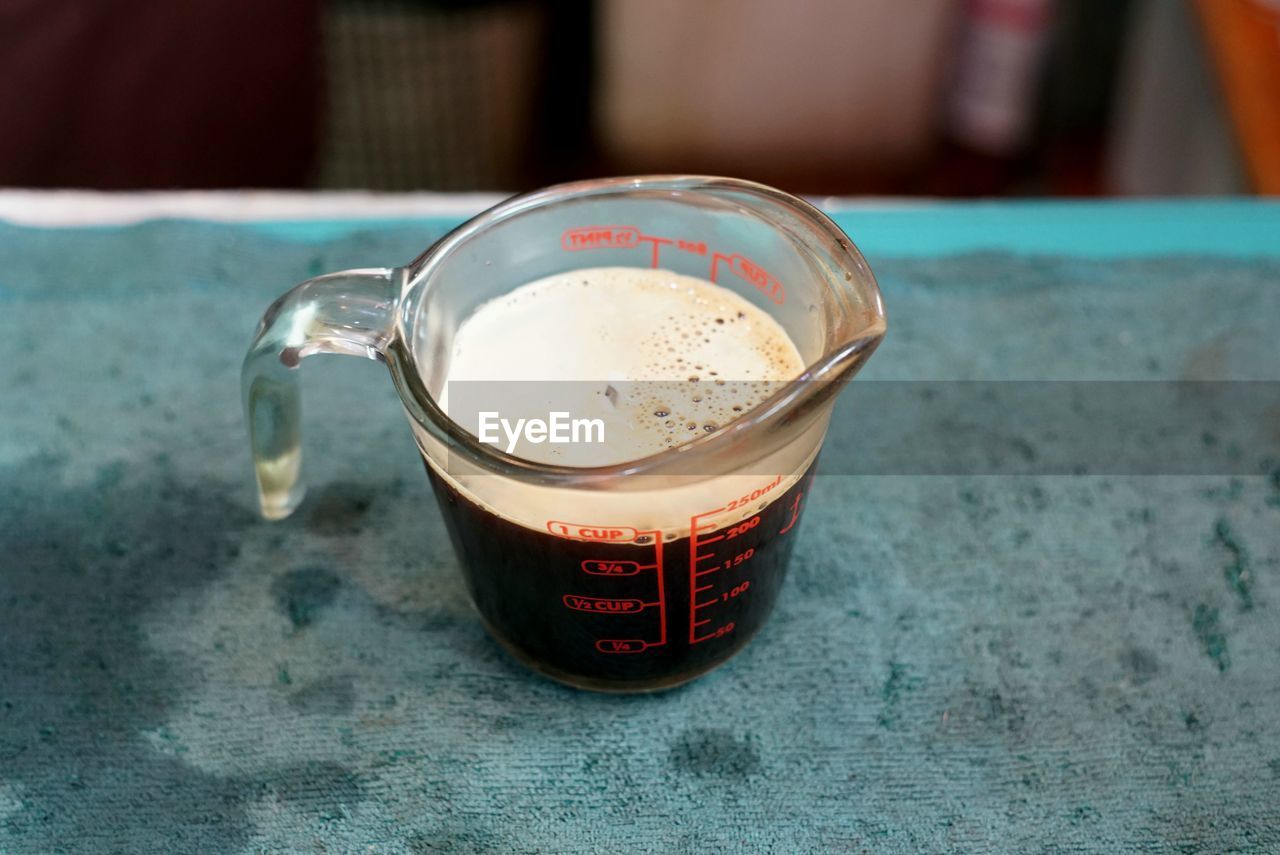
[0,0,320,189]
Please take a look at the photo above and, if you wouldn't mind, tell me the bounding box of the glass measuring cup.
[243,176,886,691]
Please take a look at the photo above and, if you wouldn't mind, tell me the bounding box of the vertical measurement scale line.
[636,234,672,268]
[688,519,699,644]
[586,524,670,650]
[648,529,667,648]
[709,251,731,284]
[688,506,725,644]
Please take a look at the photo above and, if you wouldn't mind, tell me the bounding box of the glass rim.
[383,174,887,487]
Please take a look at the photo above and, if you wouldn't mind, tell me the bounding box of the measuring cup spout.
[815,329,884,383]
[241,268,400,520]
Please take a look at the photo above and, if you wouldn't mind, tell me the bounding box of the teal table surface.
[2,201,1279,853]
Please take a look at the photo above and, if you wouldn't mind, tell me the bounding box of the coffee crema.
[438,266,806,466]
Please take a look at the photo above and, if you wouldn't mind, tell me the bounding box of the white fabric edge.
[0,190,510,226]
[0,189,931,227]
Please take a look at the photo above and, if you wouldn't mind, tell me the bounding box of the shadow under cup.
[243,176,886,691]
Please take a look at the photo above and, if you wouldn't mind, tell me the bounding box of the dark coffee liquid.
[426,461,817,691]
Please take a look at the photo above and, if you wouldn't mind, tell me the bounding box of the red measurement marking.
[700,621,735,641]
[581,559,643,576]
[547,521,639,542]
[596,639,649,654]
[653,529,667,647]
[559,226,784,306]
[689,508,729,644]
[778,490,805,535]
[725,515,761,540]
[685,475,791,644]
[561,226,640,251]
[564,529,667,654]
[724,474,783,512]
[563,595,647,614]
[710,253,785,304]
[636,234,673,268]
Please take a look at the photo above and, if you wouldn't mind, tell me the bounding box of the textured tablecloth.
[1,200,1278,853]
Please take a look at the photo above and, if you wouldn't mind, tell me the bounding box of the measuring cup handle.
[241,268,400,520]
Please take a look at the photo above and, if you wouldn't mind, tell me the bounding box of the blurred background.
[1,0,1277,197]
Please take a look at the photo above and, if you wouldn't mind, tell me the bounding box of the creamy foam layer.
[438,267,806,466]
[420,266,818,538]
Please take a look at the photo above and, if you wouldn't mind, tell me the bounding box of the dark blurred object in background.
[317,0,551,190]
[1037,0,1136,195]
[925,0,1060,196]
[1106,0,1247,195]
[313,0,592,190]
[0,0,1275,195]
[0,0,321,189]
